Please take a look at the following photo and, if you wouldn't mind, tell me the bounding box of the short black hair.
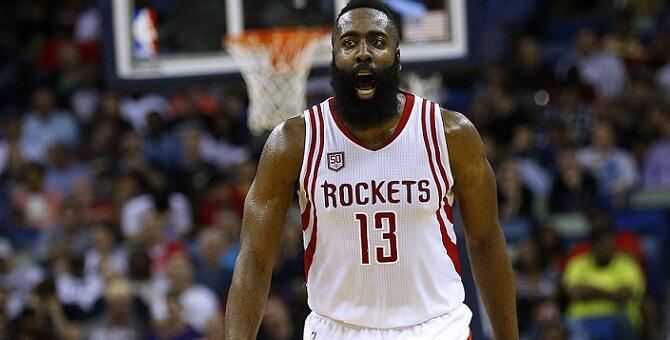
[588,224,615,245]
[334,0,400,45]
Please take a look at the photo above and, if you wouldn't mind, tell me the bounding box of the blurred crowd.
[0,0,670,340]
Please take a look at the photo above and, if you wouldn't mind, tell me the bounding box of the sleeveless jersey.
[298,92,471,329]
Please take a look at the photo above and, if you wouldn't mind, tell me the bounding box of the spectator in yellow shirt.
[562,226,645,339]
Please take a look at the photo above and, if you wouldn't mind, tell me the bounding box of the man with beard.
[224,1,518,339]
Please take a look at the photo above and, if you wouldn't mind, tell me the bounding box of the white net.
[404,72,443,103]
[226,28,328,135]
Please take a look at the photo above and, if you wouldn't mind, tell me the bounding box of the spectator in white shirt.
[642,107,670,189]
[21,87,80,162]
[557,28,628,100]
[84,223,127,280]
[578,121,638,209]
[121,185,192,242]
[151,252,222,336]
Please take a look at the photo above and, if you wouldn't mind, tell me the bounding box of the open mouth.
[355,71,376,99]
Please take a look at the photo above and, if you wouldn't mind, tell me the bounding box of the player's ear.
[397,50,402,71]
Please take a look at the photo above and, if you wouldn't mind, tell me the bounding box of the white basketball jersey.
[298,92,471,329]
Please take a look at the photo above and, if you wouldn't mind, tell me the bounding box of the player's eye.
[371,38,385,47]
[343,39,356,48]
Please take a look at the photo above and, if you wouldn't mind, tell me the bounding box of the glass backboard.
[102,0,468,85]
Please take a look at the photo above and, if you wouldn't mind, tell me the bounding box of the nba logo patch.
[327,152,345,171]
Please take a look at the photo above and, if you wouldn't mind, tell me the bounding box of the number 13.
[355,211,398,265]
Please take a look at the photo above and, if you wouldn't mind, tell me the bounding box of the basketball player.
[224,1,518,339]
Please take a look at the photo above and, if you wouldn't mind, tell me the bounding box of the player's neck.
[340,93,406,150]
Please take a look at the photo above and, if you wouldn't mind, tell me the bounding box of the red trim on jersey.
[441,203,462,274]
[328,92,415,151]
[421,99,462,276]
[304,104,325,281]
[429,102,462,273]
[300,107,318,231]
[429,102,452,216]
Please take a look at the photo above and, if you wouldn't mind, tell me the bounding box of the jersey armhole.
[434,105,456,204]
[298,110,313,198]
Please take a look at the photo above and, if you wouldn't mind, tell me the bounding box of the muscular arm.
[443,110,519,340]
[224,117,304,340]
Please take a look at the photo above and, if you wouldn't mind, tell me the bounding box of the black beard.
[330,57,401,129]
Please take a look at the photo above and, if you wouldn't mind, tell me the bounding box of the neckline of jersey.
[328,92,415,152]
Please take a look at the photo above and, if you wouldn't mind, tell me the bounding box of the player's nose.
[355,42,372,63]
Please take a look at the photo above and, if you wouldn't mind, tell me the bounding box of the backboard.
[101,0,468,85]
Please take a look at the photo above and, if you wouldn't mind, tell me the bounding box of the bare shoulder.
[257,114,305,183]
[440,108,485,162]
[267,114,305,154]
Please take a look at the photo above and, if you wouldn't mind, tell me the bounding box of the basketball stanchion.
[225,28,329,135]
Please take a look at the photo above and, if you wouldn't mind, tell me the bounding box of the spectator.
[562,226,645,339]
[151,252,221,336]
[127,249,160,312]
[604,11,647,62]
[120,92,171,133]
[508,129,553,200]
[536,225,565,270]
[74,4,100,44]
[12,162,62,230]
[0,117,15,176]
[484,86,531,146]
[611,77,655,148]
[509,36,554,99]
[557,28,628,99]
[539,75,596,147]
[149,290,200,340]
[121,183,193,242]
[0,286,7,336]
[137,210,188,273]
[549,146,599,213]
[655,46,670,93]
[206,208,242,274]
[142,111,182,172]
[196,175,245,226]
[169,84,218,128]
[54,256,103,317]
[199,119,249,171]
[83,92,133,175]
[117,130,157,176]
[35,199,91,262]
[578,121,638,209]
[258,295,294,340]
[497,159,535,221]
[193,228,233,297]
[642,107,670,188]
[44,143,92,198]
[0,116,27,181]
[48,277,149,340]
[69,62,100,123]
[514,239,559,336]
[173,125,218,202]
[20,87,80,162]
[0,238,45,319]
[84,223,127,280]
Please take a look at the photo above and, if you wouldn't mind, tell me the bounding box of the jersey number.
[355,212,398,264]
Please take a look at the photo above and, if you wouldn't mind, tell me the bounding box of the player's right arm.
[224,116,305,340]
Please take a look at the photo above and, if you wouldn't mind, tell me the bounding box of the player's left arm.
[442,109,519,340]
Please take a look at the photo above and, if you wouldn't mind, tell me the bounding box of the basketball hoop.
[405,72,443,103]
[225,28,329,134]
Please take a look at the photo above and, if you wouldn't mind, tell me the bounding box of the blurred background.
[1,0,670,339]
